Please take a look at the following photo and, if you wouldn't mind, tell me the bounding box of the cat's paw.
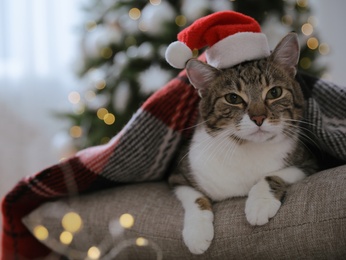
[245,180,281,226]
[245,196,281,226]
[183,210,214,254]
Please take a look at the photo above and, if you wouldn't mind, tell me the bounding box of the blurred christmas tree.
[63,0,328,150]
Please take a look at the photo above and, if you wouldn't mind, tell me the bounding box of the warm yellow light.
[301,23,313,36]
[175,15,187,27]
[129,8,141,20]
[68,91,81,104]
[119,213,134,229]
[97,108,108,120]
[104,113,116,125]
[150,0,161,5]
[33,225,49,241]
[60,231,73,245]
[281,15,293,26]
[296,0,308,8]
[136,237,149,247]
[96,79,106,90]
[69,126,83,138]
[300,57,311,69]
[61,212,83,233]
[319,43,330,55]
[307,37,319,50]
[100,47,113,59]
[87,246,101,260]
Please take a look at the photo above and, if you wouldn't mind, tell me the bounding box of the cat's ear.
[186,59,220,98]
[270,32,300,77]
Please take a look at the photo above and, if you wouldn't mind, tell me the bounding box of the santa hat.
[165,11,270,69]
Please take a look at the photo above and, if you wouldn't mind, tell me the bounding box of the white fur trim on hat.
[206,32,270,69]
[165,41,193,69]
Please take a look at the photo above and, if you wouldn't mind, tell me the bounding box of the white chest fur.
[188,127,294,201]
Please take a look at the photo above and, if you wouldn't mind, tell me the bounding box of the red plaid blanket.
[2,60,346,259]
[1,68,199,259]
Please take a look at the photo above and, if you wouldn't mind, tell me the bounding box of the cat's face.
[186,33,304,144]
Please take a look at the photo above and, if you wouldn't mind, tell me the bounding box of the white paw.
[245,180,281,226]
[245,196,281,226]
[183,210,214,254]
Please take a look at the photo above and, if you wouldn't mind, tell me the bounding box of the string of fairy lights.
[32,210,162,259]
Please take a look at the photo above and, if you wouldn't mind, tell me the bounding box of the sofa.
[22,165,346,259]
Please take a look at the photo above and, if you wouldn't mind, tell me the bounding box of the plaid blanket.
[1,63,346,259]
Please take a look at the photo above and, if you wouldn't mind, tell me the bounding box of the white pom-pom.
[165,41,193,69]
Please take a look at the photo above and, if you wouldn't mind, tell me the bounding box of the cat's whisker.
[190,130,229,164]
[283,120,315,136]
[281,119,318,136]
[221,130,240,169]
[204,130,233,163]
[282,125,321,152]
[283,118,318,128]
[181,119,211,131]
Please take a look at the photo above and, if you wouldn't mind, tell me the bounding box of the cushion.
[22,165,346,259]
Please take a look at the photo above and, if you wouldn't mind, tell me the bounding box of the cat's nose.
[251,115,266,126]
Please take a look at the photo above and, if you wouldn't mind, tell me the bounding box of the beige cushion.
[23,165,346,259]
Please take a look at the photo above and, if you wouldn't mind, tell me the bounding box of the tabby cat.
[169,33,318,254]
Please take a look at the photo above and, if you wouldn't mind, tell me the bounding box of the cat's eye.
[225,93,244,105]
[266,87,283,100]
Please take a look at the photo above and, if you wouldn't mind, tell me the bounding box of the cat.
[169,33,318,255]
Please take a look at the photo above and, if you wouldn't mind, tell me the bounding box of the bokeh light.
[60,231,73,245]
[300,57,312,69]
[296,0,308,8]
[175,15,187,27]
[88,246,101,259]
[301,23,313,36]
[281,15,293,26]
[307,37,319,50]
[100,47,113,59]
[61,212,83,233]
[150,0,161,5]
[319,43,330,55]
[104,113,116,125]
[70,126,83,138]
[33,225,49,241]
[136,237,149,247]
[68,91,81,104]
[119,213,134,229]
[97,108,108,120]
[96,79,106,90]
[129,8,141,20]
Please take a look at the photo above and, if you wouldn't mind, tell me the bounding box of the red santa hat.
[165,11,270,69]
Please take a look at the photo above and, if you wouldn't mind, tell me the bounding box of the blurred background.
[0,0,345,226]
